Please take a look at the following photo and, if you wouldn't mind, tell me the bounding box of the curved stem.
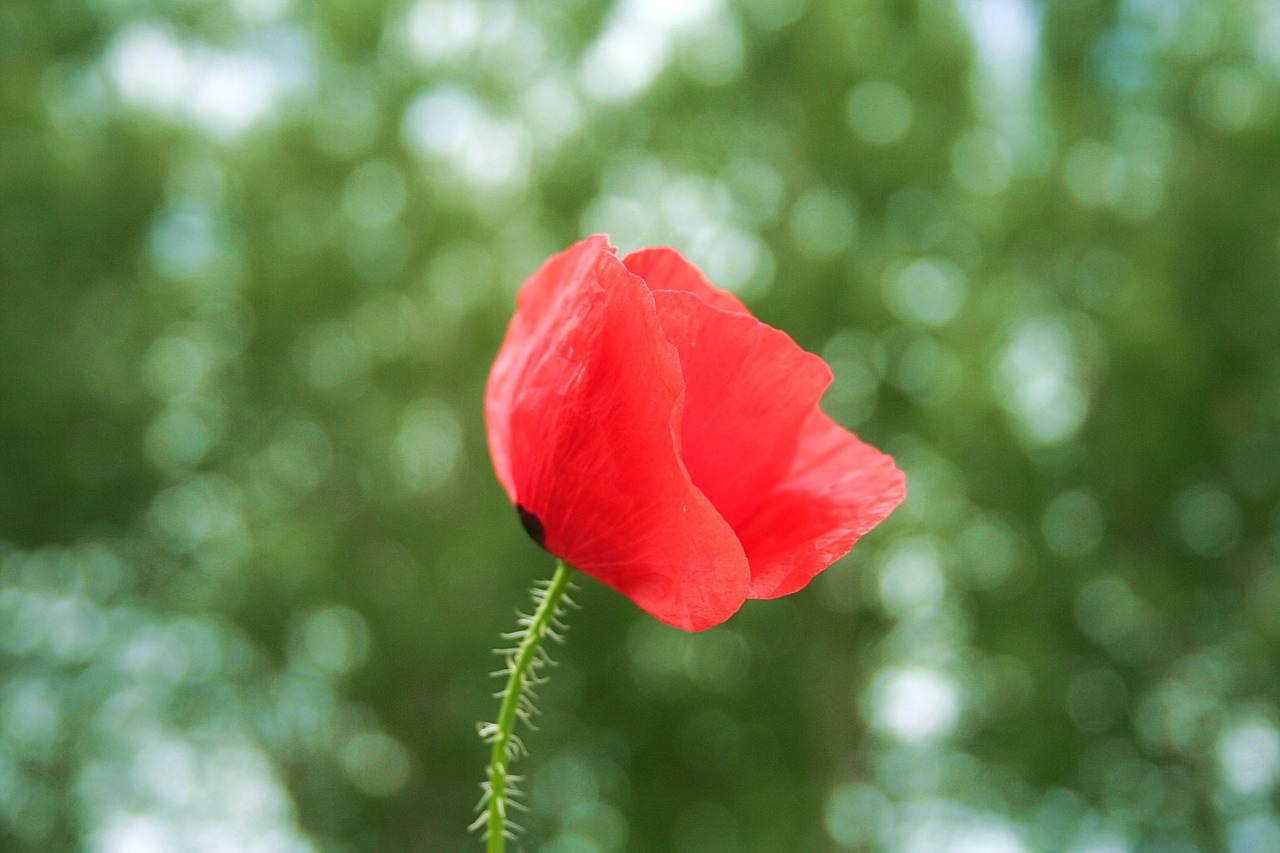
[478,560,576,852]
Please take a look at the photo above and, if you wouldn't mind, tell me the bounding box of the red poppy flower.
[486,236,906,631]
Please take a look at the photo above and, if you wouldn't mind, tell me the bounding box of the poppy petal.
[736,410,906,599]
[487,235,612,503]
[650,290,834,534]
[487,238,750,631]
[624,247,751,315]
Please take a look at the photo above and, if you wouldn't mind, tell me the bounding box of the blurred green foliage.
[3,0,1280,851]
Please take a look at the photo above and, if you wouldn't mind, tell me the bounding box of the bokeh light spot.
[289,606,369,676]
[871,667,961,742]
[1217,716,1280,794]
[340,159,408,229]
[823,782,889,848]
[884,258,968,327]
[789,187,857,259]
[879,538,946,616]
[1042,490,1105,559]
[846,81,914,145]
[1173,485,1242,558]
[996,318,1089,446]
[1075,577,1137,648]
[341,731,411,796]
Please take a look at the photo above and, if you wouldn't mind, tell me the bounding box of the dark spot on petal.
[517,504,546,549]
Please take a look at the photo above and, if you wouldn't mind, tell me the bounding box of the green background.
[3,0,1280,850]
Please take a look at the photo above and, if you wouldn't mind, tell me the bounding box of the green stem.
[477,560,576,852]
